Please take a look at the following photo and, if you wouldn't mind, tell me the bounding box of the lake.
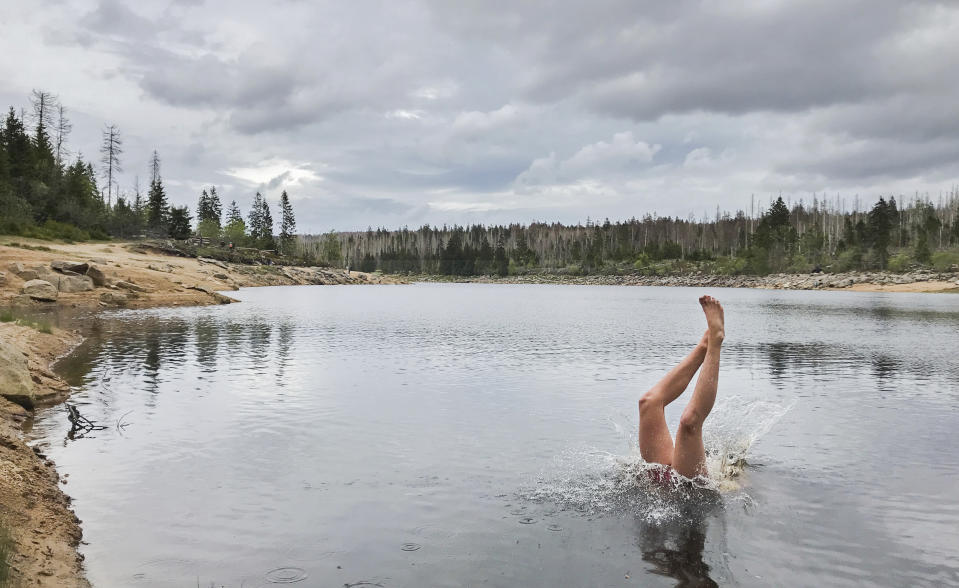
[30,284,959,587]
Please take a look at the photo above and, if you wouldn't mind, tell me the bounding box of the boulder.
[99,291,128,306]
[17,269,39,281]
[213,272,229,280]
[86,264,107,287]
[0,338,34,409]
[7,262,24,274]
[0,271,5,285]
[115,280,152,293]
[51,260,89,274]
[57,274,95,293]
[88,257,108,265]
[21,279,58,301]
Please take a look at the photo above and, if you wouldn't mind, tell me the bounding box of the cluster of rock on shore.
[1,258,142,305]
[448,270,959,290]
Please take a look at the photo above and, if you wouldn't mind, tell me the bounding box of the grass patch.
[2,241,53,252]
[0,310,54,334]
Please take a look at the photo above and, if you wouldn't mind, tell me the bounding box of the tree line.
[0,90,296,253]
[300,192,959,276]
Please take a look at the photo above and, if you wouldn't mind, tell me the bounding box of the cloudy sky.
[2,0,958,232]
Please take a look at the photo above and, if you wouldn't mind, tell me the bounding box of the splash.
[522,396,793,521]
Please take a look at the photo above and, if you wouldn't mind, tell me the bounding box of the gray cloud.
[3,0,958,232]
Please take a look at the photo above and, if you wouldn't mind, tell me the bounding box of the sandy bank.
[402,270,959,293]
[0,238,404,586]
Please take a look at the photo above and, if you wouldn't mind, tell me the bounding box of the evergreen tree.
[867,197,893,268]
[278,190,296,255]
[168,205,192,239]
[259,195,275,250]
[196,187,222,239]
[248,192,265,242]
[146,151,168,233]
[223,199,246,244]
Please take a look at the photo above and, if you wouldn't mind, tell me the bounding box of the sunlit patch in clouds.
[385,109,425,120]
[223,159,322,195]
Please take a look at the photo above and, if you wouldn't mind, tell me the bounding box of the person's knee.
[638,390,662,415]
[678,409,703,434]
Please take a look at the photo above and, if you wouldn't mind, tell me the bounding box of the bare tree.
[54,103,72,166]
[100,124,123,207]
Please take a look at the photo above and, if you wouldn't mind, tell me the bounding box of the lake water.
[30,284,959,587]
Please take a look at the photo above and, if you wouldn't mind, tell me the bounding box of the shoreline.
[396,270,959,293]
[0,239,404,587]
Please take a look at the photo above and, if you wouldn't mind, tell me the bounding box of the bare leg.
[672,296,725,478]
[638,330,708,466]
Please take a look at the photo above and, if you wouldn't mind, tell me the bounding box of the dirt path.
[0,238,404,587]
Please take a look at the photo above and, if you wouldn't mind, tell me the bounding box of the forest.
[299,193,959,276]
[0,91,296,255]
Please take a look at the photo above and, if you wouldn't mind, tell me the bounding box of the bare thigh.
[638,389,674,466]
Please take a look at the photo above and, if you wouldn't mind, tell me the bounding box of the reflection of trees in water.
[274,322,294,386]
[756,340,955,390]
[194,317,220,373]
[635,503,724,588]
[248,318,273,373]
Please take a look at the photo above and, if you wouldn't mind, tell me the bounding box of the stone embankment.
[415,270,959,293]
[0,239,406,586]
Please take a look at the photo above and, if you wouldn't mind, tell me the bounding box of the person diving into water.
[639,295,725,481]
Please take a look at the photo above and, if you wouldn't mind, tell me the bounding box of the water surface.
[31,284,959,587]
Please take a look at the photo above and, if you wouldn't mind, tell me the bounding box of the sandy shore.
[0,239,403,587]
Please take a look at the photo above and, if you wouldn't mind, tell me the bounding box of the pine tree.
[259,195,274,250]
[168,205,192,239]
[278,190,296,256]
[248,192,264,242]
[224,200,246,244]
[146,151,168,233]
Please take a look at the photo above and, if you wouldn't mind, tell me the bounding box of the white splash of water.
[522,397,793,521]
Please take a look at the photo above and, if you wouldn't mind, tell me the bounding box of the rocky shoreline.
[405,270,959,293]
[0,239,405,587]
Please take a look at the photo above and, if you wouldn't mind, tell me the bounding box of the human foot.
[699,295,725,345]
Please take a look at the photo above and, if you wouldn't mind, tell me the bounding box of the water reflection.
[634,493,725,588]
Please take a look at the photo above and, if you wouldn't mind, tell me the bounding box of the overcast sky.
[2,0,958,232]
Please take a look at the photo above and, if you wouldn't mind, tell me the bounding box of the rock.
[99,291,128,306]
[50,260,89,274]
[198,257,228,269]
[211,292,235,304]
[115,280,152,293]
[189,284,213,294]
[21,279,58,301]
[85,264,107,287]
[7,262,24,274]
[0,338,35,409]
[17,269,39,281]
[57,274,95,293]
[0,271,5,285]
[213,272,229,280]
[88,257,108,265]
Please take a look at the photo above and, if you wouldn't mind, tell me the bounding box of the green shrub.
[835,248,863,272]
[888,252,911,272]
[931,250,959,272]
[0,310,14,323]
[715,256,748,275]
